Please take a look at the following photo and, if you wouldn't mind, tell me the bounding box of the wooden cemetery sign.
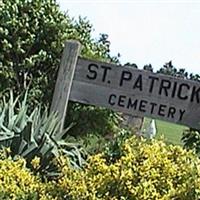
[51,41,200,131]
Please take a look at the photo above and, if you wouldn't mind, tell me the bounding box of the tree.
[0,0,120,137]
[157,61,177,76]
[143,64,153,72]
[124,62,138,68]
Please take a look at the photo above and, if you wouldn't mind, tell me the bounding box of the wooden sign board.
[51,41,200,131]
[69,57,200,129]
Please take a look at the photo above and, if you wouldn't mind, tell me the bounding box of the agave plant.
[0,90,86,179]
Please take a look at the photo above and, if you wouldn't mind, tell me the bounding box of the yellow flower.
[31,156,41,170]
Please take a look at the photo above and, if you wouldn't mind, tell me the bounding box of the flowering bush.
[1,136,200,199]
[0,151,54,200]
[55,136,200,200]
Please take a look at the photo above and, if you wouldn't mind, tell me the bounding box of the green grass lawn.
[143,119,188,146]
[70,118,188,154]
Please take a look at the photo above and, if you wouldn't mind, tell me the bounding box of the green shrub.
[182,128,200,155]
[104,128,132,163]
[66,105,121,136]
[54,136,200,200]
[0,0,120,137]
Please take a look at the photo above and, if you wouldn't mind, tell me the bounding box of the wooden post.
[50,40,81,133]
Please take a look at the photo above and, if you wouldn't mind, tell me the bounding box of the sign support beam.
[50,40,81,134]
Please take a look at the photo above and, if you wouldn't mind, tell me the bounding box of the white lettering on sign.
[69,57,200,129]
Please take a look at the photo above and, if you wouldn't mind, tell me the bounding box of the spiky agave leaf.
[0,90,86,179]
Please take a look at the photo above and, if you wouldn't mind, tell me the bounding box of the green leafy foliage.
[0,91,86,179]
[104,128,132,163]
[0,0,120,137]
[182,129,200,155]
[157,61,200,82]
[0,0,118,101]
[0,0,68,101]
[66,104,120,136]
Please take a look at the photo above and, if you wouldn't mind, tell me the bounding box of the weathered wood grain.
[51,43,200,130]
[73,58,200,105]
[50,41,81,134]
[69,57,200,129]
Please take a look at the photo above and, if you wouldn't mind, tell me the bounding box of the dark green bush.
[0,0,120,137]
[182,129,200,155]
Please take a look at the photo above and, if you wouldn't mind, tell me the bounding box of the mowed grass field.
[143,118,188,146]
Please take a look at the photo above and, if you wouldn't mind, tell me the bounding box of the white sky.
[57,0,200,74]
